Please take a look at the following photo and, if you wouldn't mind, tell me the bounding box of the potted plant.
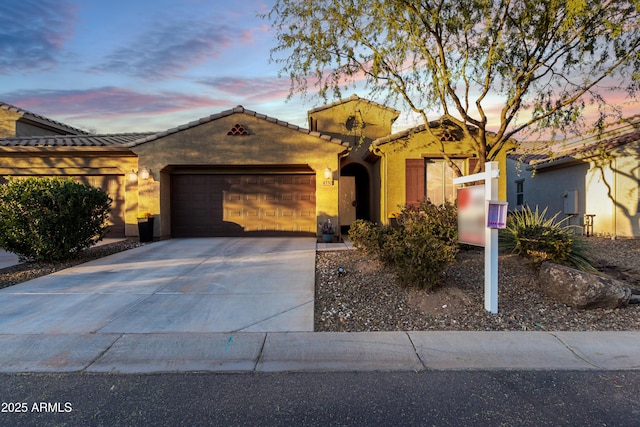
[320,218,335,243]
[137,212,154,242]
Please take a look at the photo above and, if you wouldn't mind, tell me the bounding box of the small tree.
[0,177,112,262]
[266,0,640,174]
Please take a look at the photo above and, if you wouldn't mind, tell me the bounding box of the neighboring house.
[0,96,513,240]
[0,102,89,137]
[506,116,640,237]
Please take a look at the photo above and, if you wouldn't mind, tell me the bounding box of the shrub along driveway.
[0,238,316,334]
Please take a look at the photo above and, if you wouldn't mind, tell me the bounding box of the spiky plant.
[499,205,594,271]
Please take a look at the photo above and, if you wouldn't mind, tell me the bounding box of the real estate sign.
[457,184,485,246]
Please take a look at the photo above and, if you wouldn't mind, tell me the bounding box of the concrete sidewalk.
[0,330,638,373]
[1,237,638,374]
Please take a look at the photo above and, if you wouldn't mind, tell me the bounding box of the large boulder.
[539,262,631,309]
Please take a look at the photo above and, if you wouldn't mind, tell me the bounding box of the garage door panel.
[171,173,316,237]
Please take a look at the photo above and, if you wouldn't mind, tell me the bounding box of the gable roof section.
[1,101,90,136]
[307,94,401,118]
[372,118,489,147]
[0,133,153,148]
[126,105,349,148]
[510,115,640,168]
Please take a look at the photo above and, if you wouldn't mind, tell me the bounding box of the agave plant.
[499,205,594,271]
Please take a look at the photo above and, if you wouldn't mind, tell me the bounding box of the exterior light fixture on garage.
[139,167,150,180]
[128,167,151,182]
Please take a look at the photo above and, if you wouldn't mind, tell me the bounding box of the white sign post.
[453,161,502,314]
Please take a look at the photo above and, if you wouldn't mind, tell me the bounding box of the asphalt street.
[1,370,639,426]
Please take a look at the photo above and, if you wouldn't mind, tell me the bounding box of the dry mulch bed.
[2,238,639,333]
[315,238,640,332]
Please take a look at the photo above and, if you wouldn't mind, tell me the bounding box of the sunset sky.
[1,0,638,137]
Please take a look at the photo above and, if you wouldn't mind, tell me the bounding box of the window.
[425,159,463,206]
[406,158,464,206]
[516,180,524,206]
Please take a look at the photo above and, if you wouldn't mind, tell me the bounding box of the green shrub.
[348,219,382,254]
[348,200,459,290]
[396,199,458,246]
[0,177,112,262]
[499,205,594,271]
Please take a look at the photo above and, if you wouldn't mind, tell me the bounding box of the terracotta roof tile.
[1,101,90,135]
[307,94,401,117]
[126,106,348,148]
[509,116,640,167]
[0,133,154,148]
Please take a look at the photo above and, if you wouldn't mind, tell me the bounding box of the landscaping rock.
[539,262,632,309]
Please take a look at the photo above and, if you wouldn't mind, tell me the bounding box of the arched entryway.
[340,163,371,233]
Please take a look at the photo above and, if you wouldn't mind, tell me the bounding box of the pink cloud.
[5,87,226,121]
[198,76,292,102]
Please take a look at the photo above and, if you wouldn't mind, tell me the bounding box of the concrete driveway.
[0,238,316,334]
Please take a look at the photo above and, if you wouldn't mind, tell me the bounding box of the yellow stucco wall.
[373,130,512,223]
[129,112,347,238]
[0,148,139,235]
[308,97,398,142]
[0,109,20,138]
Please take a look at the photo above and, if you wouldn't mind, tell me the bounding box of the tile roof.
[306,94,401,117]
[126,105,349,148]
[1,101,90,135]
[372,118,493,147]
[509,115,640,167]
[0,133,154,148]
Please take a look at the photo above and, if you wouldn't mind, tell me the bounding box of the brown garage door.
[171,174,316,237]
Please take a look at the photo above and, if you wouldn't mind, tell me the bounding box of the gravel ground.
[2,238,639,333]
[315,237,640,332]
[0,240,142,291]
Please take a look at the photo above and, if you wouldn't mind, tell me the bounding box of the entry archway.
[340,163,371,232]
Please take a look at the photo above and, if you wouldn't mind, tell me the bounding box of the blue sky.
[1,0,638,136]
[0,0,331,133]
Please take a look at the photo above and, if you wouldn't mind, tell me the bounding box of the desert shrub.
[347,219,381,254]
[396,199,458,246]
[0,177,112,262]
[348,200,459,290]
[499,205,594,271]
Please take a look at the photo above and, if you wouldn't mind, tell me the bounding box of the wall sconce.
[324,167,332,180]
[128,167,151,182]
[139,167,150,180]
[323,167,334,186]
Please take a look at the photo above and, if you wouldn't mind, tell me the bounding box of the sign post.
[453,161,505,314]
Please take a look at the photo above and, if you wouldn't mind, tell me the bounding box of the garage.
[170,172,316,237]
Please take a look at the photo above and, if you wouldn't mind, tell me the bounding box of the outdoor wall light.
[128,167,151,182]
[324,167,332,180]
[139,167,150,180]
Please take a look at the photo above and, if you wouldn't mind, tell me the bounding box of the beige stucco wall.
[129,112,347,238]
[374,131,511,223]
[0,109,20,138]
[585,149,640,237]
[0,148,139,235]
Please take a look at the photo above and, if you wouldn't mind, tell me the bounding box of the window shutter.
[405,159,425,206]
[467,157,479,175]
